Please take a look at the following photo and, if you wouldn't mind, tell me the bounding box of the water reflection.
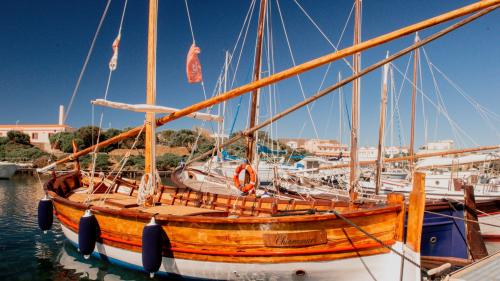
[0,175,174,281]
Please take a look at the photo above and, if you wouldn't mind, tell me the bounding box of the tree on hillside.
[80,153,110,171]
[75,126,104,148]
[167,129,197,149]
[103,128,122,151]
[158,130,175,145]
[120,127,145,149]
[156,153,183,170]
[49,132,83,153]
[225,132,247,159]
[7,130,30,145]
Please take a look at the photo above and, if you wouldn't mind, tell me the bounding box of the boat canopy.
[91,99,223,122]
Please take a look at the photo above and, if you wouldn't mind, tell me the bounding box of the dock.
[445,251,500,280]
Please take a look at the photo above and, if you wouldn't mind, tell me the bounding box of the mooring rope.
[328,209,427,275]
[424,210,500,228]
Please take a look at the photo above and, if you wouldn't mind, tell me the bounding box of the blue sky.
[0,0,499,147]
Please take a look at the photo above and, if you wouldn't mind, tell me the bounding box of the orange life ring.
[233,163,256,193]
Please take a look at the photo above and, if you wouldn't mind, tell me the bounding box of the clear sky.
[1,0,499,148]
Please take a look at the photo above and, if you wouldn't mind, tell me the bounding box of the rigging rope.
[328,209,427,275]
[184,0,196,44]
[425,210,500,228]
[290,0,355,140]
[427,55,500,141]
[45,0,113,161]
[88,0,129,194]
[396,60,478,148]
[421,48,469,147]
[276,0,319,139]
[64,0,113,124]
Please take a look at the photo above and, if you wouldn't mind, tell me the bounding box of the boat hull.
[46,171,421,281]
[61,224,414,281]
[0,162,18,179]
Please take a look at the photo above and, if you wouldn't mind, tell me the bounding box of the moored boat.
[35,0,500,279]
[0,162,18,179]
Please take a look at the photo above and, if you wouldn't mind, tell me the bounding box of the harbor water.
[0,175,176,281]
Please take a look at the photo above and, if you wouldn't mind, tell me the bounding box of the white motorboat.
[0,162,18,179]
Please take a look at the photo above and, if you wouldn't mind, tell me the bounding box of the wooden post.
[387,193,405,241]
[246,0,267,168]
[409,33,420,173]
[349,0,362,200]
[72,139,80,172]
[145,0,158,195]
[463,184,489,260]
[375,52,389,194]
[406,172,426,252]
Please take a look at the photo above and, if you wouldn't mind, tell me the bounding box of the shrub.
[32,155,56,168]
[157,130,175,145]
[120,127,145,149]
[80,153,109,171]
[75,126,104,148]
[103,128,122,152]
[166,129,197,149]
[7,130,30,145]
[156,153,183,170]
[3,143,48,161]
[123,155,145,170]
[49,132,83,153]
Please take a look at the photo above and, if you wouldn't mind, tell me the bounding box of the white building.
[385,146,409,156]
[304,139,348,156]
[279,138,307,150]
[417,140,454,154]
[0,105,74,151]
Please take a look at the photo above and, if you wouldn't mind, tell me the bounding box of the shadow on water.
[0,175,202,281]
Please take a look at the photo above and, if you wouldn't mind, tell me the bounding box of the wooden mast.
[246,0,267,166]
[40,1,500,170]
[338,72,343,147]
[409,33,420,173]
[349,0,362,199]
[145,0,158,196]
[375,52,389,195]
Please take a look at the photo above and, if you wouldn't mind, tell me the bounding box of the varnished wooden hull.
[47,172,421,280]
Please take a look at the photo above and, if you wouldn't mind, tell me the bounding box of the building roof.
[0,124,72,129]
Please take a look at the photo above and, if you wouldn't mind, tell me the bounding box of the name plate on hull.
[263,230,327,247]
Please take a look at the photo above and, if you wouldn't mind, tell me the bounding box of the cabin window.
[32,132,38,140]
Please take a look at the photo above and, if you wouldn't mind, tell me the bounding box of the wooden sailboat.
[36,0,500,279]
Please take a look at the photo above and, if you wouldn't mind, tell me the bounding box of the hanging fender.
[233,164,256,193]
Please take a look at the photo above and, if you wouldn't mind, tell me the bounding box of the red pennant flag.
[186,44,202,83]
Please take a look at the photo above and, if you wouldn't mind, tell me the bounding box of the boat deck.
[67,191,225,216]
[182,177,241,196]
